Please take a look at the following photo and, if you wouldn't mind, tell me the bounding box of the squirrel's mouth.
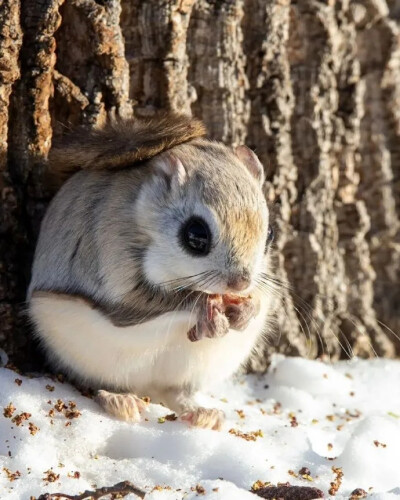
[198,288,253,299]
[200,291,253,304]
[195,279,254,297]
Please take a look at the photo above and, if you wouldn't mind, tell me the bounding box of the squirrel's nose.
[227,271,251,292]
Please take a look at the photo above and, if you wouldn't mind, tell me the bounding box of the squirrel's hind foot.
[180,407,225,430]
[96,390,148,422]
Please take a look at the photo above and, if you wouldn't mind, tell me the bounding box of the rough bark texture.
[1,0,399,371]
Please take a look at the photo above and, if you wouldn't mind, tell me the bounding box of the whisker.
[256,279,319,358]
[261,272,396,356]
[186,290,204,335]
[257,274,357,360]
[158,271,214,287]
[376,319,400,345]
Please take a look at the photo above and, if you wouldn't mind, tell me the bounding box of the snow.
[1,354,400,499]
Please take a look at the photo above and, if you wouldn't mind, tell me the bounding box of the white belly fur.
[29,294,268,395]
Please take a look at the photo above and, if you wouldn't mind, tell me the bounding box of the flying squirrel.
[27,114,276,430]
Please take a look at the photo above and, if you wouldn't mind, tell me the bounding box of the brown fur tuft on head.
[48,113,207,187]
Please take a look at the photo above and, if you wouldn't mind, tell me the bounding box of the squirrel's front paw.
[223,294,260,331]
[180,407,225,430]
[96,390,148,422]
[187,295,229,342]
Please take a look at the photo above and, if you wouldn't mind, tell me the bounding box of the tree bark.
[1,0,399,371]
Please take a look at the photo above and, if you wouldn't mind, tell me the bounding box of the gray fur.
[28,139,269,327]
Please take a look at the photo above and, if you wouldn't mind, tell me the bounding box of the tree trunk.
[1,0,399,371]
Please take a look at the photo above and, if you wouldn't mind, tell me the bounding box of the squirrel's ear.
[235,145,265,185]
[152,151,187,186]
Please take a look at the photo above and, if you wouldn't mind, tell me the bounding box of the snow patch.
[1,356,400,499]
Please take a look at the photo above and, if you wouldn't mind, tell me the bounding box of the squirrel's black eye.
[181,217,211,256]
[265,224,274,250]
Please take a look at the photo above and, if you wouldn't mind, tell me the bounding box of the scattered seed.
[28,422,39,435]
[3,403,16,418]
[3,467,21,482]
[273,402,282,414]
[65,409,81,419]
[350,488,367,499]
[12,412,31,426]
[43,469,60,483]
[67,471,81,479]
[152,485,172,492]
[229,428,263,441]
[328,466,343,496]
[346,409,361,418]
[195,484,205,495]
[54,399,67,412]
[252,480,271,491]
